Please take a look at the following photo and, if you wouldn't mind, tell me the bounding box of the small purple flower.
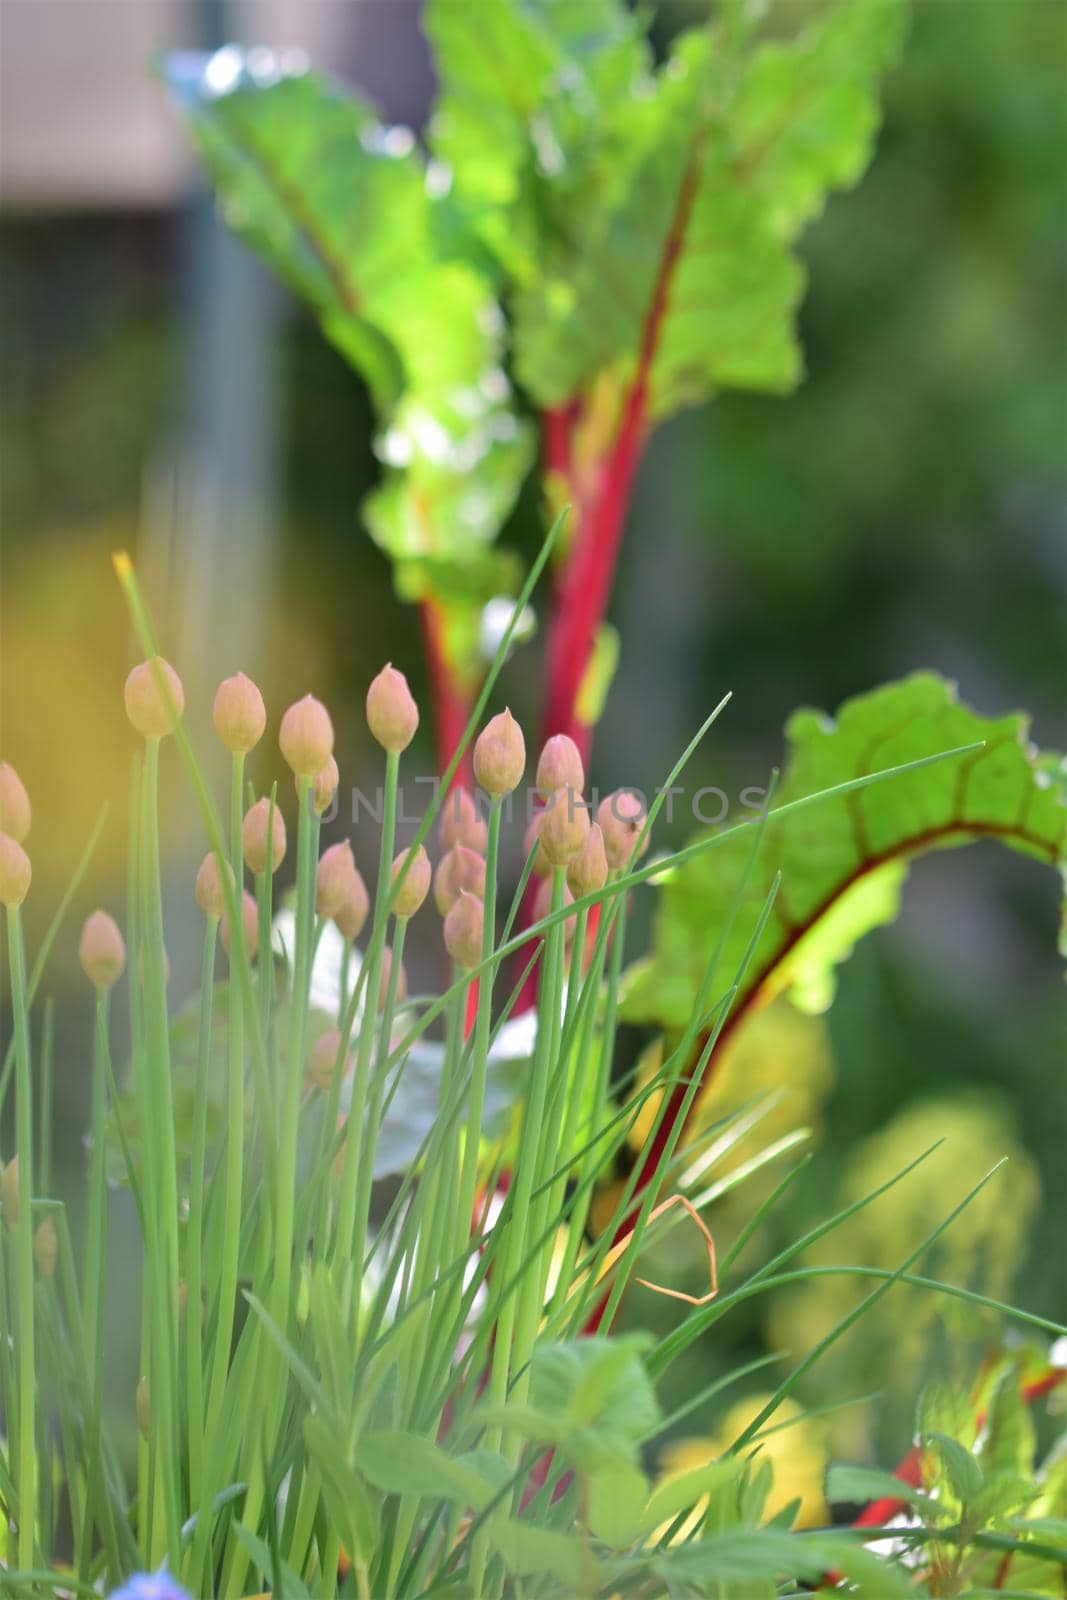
[108,1573,192,1600]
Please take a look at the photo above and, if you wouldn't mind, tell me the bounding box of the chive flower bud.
[596,789,648,870]
[194,852,234,920]
[279,694,334,779]
[124,657,184,740]
[535,734,584,799]
[391,844,431,919]
[539,786,590,866]
[439,784,487,855]
[376,947,408,1011]
[310,755,339,815]
[78,909,127,990]
[221,889,258,959]
[334,870,370,943]
[315,840,356,918]
[523,814,551,879]
[366,664,419,753]
[444,889,484,969]
[473,708,525,796]
[0,833,31,907]
[0,762,31,843]
[567,822,608,897]
[306,1028,352,1093]
[1,1157,18,1226]
[212,671,266,753]
[433,844,486,915]
[242,797,286,876]
[33,1216,58,1278]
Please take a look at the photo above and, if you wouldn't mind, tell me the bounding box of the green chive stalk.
[6,902,37,1572]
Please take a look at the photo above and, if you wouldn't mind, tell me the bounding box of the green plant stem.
[350,915,407,1303]
[6,904,37,1573]
[454,795,502,1278]
[333,748,399,1294]
[82,990,111,1422]
[206,752,247,1446]
[185,915,218,1507]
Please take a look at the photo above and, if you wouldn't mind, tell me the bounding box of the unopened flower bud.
[221,890,258,960]
[444,890,484,969]
[473,709,525,796]
[439,784,488,855]
[534,875,577,945]
[376,947,408,1011]
[306,1028,352,1092]
[523,814,551,879]
[279,694,334,779]
[78,910,127,990]
[567,822,608,897]
[0,833,31,908]
[136,1377,151,1440]
[334,870,370,943]
[433,844,486,915]
[390,844,431,919]
[124,657,185,740]
[34,1216,57,1278]
[213,672,266,753]
[539,786,590,866]
[310,755,339,815]
[535,734,584,799]
[1,1158,19,1226]
[366,664,419,754]
[0,763,31,843]
[195,852,234,920]
[596,790,649,870]
[316,840,356,918]
[242,798,286,876]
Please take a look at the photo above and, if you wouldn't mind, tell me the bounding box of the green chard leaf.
[429,0,906,417]
[164,49,533,680]
[623,675,1067,1066]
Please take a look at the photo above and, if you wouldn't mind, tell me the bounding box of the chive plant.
[0,553,1062,1599]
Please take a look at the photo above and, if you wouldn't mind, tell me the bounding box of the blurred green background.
[1,0,1064,1494]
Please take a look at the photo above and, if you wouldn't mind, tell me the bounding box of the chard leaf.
[623,674,1067,1090]
[164,50,532,681]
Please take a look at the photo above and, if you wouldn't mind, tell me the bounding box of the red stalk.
[419,597,474,787]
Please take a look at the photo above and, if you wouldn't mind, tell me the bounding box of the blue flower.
[108,1574,192,1600]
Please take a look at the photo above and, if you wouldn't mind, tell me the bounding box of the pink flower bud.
[1,1157,19,1226]
[0,833,31,908]
[443,889,484,969]
[523,814,552,879]
[221,889,258,960]
[439,784,487,855]
[316,840,356,918]
[534,875,576,946]
[212,671,266,754]
[567,822,608,897]
[78,910,127,991]
[34,1216,57,1278]
[242,798,287,876]
[596,790,649,870]
[124,656,185,740]
[535,734,584,800]
[539,786,590,867]
[376,947,408,1011]
[391,844,431,919]
[311,755,339,816]
[279,694,334,779]
[0,762,31,843]
[195,852,234,920]
[366,664,419,754]
[334,870,370,943]
[433,844,486,915]
[306,1028,352,1092]
[473,709,525,796]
